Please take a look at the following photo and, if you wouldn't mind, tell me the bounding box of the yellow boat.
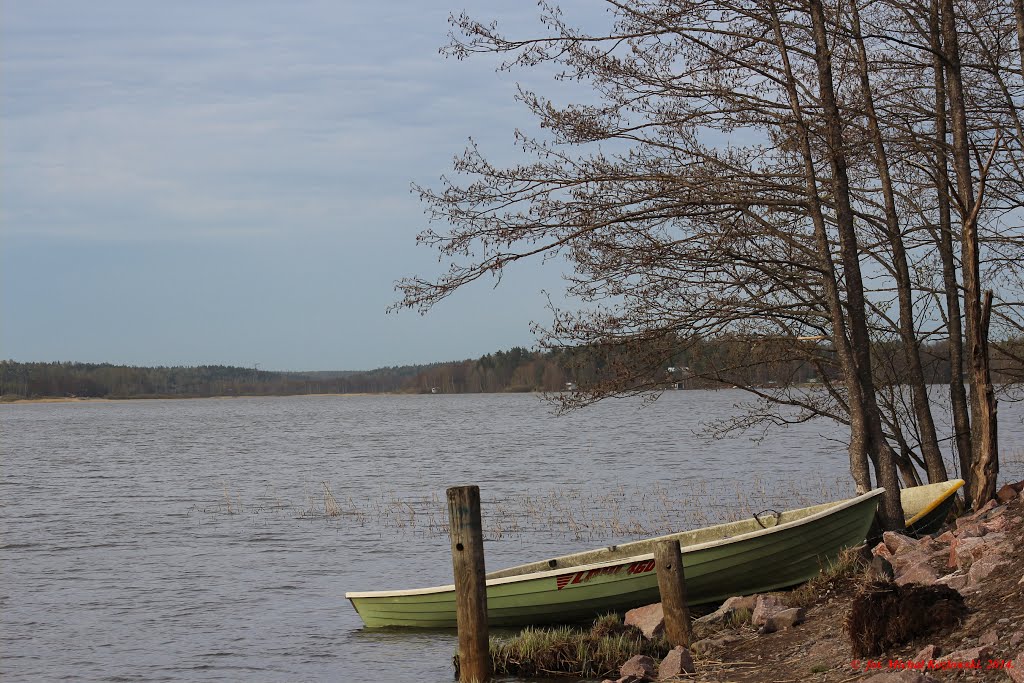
[901,478,964,536]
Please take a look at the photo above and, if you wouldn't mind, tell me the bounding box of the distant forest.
[2,339,1022,401]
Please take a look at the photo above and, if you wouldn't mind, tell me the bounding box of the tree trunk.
[939,0,1000,508]
[968,291,1000,504]
[928,0,974,495]
[850,0,947,484]
[767,0,872,493]
[808,0,903,528]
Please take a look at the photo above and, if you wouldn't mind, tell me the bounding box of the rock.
[952,520,984,539]
[720,595,756,612]
[751,595,788,627]
[658,646,695,679]
[946,538,960,568]
[912,644,941,661]
[617,676,644,683]
[759,607,805,634]
[935,530,956,544]
[890,548,934,574]
[982,514,1008,534]
[997,483,1019,503]
[870,555,895,580]
[883,531,920,555]
[938,644,993,664]
[1011,479,1024,493]
[690,634,741,655]
[965,555,1007,589]
[620,654,658,681]
[872,540,893,560]
[935,572,968,591]
[971,498,999,517]
[949,535,1003,570]
[694,595,755,626]
[894,561,939,586]
[978,629,999,647]
[625,603,664,640]
[1013,631,1024,647]
[1019,574,1024,586]
[1011,653,1024,683]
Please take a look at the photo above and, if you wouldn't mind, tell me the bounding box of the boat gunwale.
[344,487,885,600]
[904,479,964,526]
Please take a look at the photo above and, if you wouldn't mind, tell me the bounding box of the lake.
[3,391,1022,682]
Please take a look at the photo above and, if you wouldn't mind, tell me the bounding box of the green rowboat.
[346,487,885,628]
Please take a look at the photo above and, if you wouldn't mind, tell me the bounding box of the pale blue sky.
[1,1,593,370]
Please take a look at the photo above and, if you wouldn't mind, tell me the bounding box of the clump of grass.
[724,606,752,628]
[787,546,868,608]
[455,613,671,679]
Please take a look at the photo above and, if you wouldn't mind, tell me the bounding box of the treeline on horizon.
[3,337,1022,401]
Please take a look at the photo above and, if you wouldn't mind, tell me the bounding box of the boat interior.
[485,496,855,580]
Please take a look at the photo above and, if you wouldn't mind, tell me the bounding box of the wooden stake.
[654,539,692,648]
[447,485,491,683]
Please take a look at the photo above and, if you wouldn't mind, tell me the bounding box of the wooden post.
[654,539,692,648]
[447,485,491,683]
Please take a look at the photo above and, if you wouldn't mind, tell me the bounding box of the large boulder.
[624,603,664,640]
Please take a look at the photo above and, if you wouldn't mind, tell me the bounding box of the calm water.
[3,392,1022,682]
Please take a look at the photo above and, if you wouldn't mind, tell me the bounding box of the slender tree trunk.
[767,0,872,493]
[929,0,973,494]
[850,0,947,484]
[939,0,1000,508]
[808,0,903,528]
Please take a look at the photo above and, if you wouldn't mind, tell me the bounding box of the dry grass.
[455,613,671,679]
[187,475,853,537]
[785,545,870,609]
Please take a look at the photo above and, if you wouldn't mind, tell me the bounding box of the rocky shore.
[601,480,1024,682]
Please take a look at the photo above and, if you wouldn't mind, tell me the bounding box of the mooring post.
[447,485,491,683]
[654,539,692,648]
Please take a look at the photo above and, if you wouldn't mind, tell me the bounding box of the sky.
[0,1,601,371]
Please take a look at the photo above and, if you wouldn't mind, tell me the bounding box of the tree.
[397,0,1024,518]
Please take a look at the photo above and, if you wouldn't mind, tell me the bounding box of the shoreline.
[0,392,394,405]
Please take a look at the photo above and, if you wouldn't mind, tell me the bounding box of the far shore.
[0,392,397,405]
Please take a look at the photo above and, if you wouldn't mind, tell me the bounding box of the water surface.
[3,392,1022,682]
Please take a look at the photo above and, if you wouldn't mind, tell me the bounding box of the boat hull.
[347,488,884,628]
[902,479,964,537]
